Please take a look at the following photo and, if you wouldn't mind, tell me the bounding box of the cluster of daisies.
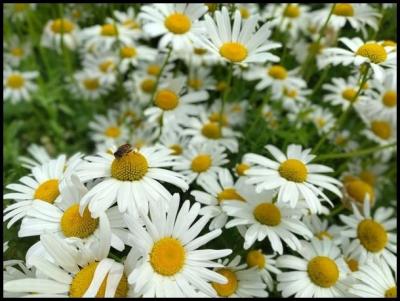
[3,3,397,298]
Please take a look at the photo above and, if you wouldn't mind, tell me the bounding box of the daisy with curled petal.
[349,256,397,297]
[191,169,246,230]
[322,37,396,81]
[3,68,38,103]
[201,7,281,66]
[124,193,232,297]
[302,214,342,245]
[71,69,111,101]
[41,18,79,52]
[210,255,268,297]
[139,3,208,51]
[308,106,336,135]
[276,238,351,297]
[117,41,157,73]
[173,142,228,185]
[222,184,312,253]
[244,144,342,214]
[77,144,188,217]
[339,199,397,267]
[4,36,31,67]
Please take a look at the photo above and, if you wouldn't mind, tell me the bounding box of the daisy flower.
[201,7,281,66]
[341,173,376,210]
[329,130,359,151]
[210,255,268,297]
[234,159,251,178]
[208,99,248,128]
[4,36,31,67]
[276,238,351,297]
[115,100,144,128]
[244,144,342,214]
[191,169,245,230]
[173,141,228,184]
[129,122,160,150]
[339,199,397,267]
[77,144,188,217]
[277,84,311,113]
[236,3,261,21]
[82,51,119,85]
[4,3,36,22]
[159,127,190,157]
[291,38,326,70]
[222,185,312,252]
[309,106,336,135]
[176,43,220,67]
[186,66,216,93]
[117,41,157,73]
[72,69,111,100]
[139,3,208,51]
[302,214,342,244]
[339,237,363,273]
[110,7,143,40]
[41,18,79,52]
[124,193,232,297]
[361,116,397,148]
[3,69,38,103]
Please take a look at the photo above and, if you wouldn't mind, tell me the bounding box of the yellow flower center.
[10,47,24,57]
[381,40,396,48]
[268,65,288,80]
[101,24,118,36]
[111,151,148,181]
[212,268,238,297]
[357,219,388,253]
[104,126,121,138]
[201,122,222,139]
[342,88,358,102]
[123,19,140,29]
[236,163,250,176]
[150,237,186,276]
[316,231,333,240]
[335,135,347,146]
[333,3,354,17]
[345,179,375,204]
[83,78,99,91]
[283,4,300,18]
[188,78,203,90]
[61,204,99,238]
[147,64,161,76]
[34,179,60,204]
[6,74,25,89]
[140,78,155,93]
[154,89,179,111]
[356,43,387,64]
[209,112,228,127]
[371,120,391,140]
[316,118,326,128]
[50,18,75,34]
[120,46,137,58]
[382,90,396,107]
[359,170,376,186]
[284,87,298,98]
[278,159,308,183]
[346,258,359,272]
[216,81,228,92]
[14,3,28,12]
[385,287,397,298]
[99,60,115,73]
[253,203,281,226]
[69,262,128,297]
[239,7,250,19]
[217,188,245,203]
[170,144,183,155]
[246,250,265,269]
[164,13,191,34]
[307,256,339,288]
[191,154,212,173]
[219,42,248,63]
[194,48,207,55]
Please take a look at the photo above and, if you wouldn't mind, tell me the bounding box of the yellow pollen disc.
[335,135,347,146]
[239,7,250,19]
[104,126,121,138]
[34,179,60,204]
[164,13,191,34]
[246,250,266,269]
[6,74,25,89]
[99,60,115,73]
[308,42,324,55]
[170,144,183,155]
[382,90,396,107]
[236,163,250,176]
[69,262,128,297]
[205,3,218,13]
[359,170,376,186]
[316,118,326,128]
[14,3,28,12]
[191,154,212,173]
[307,256,339,288]
[284,87,298,98]
[231,104,242,112]
[61,204,98,238]
[211,268,238,297]
[356,43,387,64]
[316,231,333,240]
[201,122,222,139]
[111,151,148,181]
[342,88,358,102]
[346,258,359,272]
[345,179,374,204]
[147,64,161,76]
[382,40,396,48]
[371,120,391,140]
[101,24,118,36]
[209,112,228,127]
[283,4,300,18]
[216,81,228,92]
[150,237,186,276]
[333,3,354,17]
[120,46,137,58]
[194,48,207,55]
[278,159,308,183]
[154,89,179,111]
[219,42,248,63]
[385,287,397,298]
[11,47,24,57]
[268,65,288,80]
[217,188,245,203]
[188,78,203,90]
[83,78,99,91]
[140,78,155,93]
[357,219,388,252]
[51,18,74,34]
[253,203,281,226]
[123,19,140,29]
